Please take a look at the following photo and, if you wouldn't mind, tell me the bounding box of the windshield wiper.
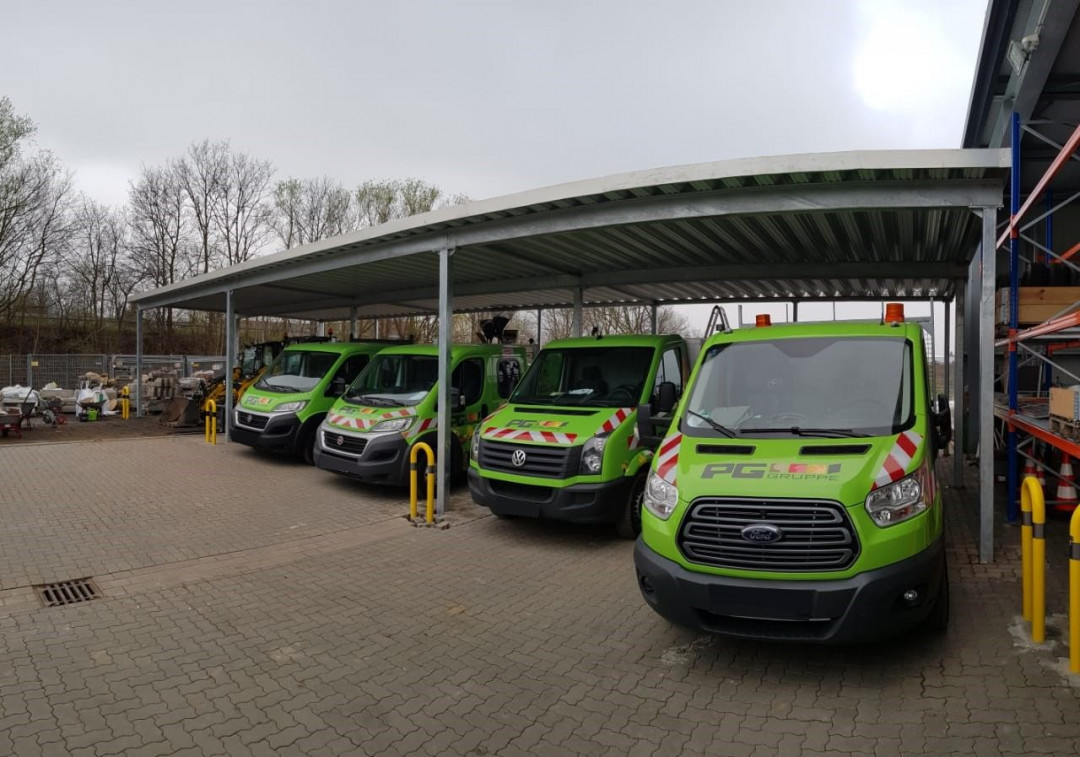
[686,410,736,438]
[739,426,869,438]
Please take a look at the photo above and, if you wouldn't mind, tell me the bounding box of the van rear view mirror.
[656,381,677,414]
[637,404,671,451]
[931,393,952,456]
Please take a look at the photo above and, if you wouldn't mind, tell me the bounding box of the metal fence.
[0,354,227,389]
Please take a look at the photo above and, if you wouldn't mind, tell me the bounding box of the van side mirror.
[437,387,465,411]
[329,377,347,397]
[656,381,677,414]
[637,404,672,451]
[931,394,952,456]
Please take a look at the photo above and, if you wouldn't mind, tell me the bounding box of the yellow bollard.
[409,442,436,524]
[1026,475,1047,643]
[204,399,217,445]
[1070,506,1080,674]
[1021,476,1035,621]
[120,386,130,420]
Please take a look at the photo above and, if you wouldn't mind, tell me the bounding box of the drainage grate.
[33,578,102,607]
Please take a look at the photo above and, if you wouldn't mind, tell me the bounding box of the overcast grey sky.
[3,0,987,208]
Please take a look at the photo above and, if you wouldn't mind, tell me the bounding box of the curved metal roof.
[132,148,1008,318]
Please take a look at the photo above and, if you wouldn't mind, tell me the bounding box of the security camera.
[1021,33,1040,54]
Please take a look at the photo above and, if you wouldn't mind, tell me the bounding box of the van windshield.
[255,350,337,393]
[346,354,437,407]
[684,337,914,438]
[510,347,654,407]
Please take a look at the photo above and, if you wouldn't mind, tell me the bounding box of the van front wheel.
[615,472,647,539]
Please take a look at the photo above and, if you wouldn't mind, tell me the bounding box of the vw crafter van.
[469,334,691,537]
[634,305,952,643]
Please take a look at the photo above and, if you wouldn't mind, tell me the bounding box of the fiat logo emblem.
[511,449,527,467]
[740,523,782,543]
[336,435,345,446]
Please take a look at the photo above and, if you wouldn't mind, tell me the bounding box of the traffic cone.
[1035,448,1048,491]
[1055,453,1079,512]
[1022,456,1037,484]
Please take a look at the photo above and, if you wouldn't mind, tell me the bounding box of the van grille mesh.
[678,498,858,572]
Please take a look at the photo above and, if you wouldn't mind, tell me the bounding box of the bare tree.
[176,140,228,274]
[213,150,274,265]
[542,305,690,340]
[129,163,189,348]
[272,175,353,249]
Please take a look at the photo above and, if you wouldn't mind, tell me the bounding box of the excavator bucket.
[159,396,202,427]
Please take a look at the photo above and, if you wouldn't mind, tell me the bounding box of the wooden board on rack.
[996,286,1080,326]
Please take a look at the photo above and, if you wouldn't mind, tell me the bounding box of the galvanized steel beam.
[135,308,143,418]
[225,290,235,444]
[436,246,454,518]
[979,209,996,563]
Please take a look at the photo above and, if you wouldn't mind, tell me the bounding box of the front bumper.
[634,536,945,644]
[314,428,409,485]
[468,468,633,524]
[229,411,301,451]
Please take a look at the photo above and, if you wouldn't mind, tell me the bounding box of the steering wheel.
[608,385,638,403]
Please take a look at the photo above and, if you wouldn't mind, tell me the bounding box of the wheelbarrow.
[0,407,23,439]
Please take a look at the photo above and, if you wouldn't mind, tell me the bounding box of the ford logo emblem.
[511,449,527,467]
[740,523,782,543]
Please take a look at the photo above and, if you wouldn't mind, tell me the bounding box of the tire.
[926,563,950,633]
[299,425,318,465]
[615,472,647,539]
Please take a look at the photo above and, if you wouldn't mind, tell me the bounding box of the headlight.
[579,434,609,475]
[372,417,414,433]
[864,469,928,527]
[643,469,678,520]
[471,424,481,460]
[273,401,307,413]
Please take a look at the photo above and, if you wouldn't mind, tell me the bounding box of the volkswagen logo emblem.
[336,435,345,447]
[740,523,782,543]
[511,449,527,468]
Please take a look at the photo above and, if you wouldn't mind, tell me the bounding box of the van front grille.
[678,498,858,572]
[478,440,576,478]
[237,411,268,430]
[322,431,367,456]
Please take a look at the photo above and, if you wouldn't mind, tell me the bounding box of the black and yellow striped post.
[409,442,436,524]
[1022,475,1046,642]
[1070,506,1080,674]
[204,399,217,445]
[120,386,130,420]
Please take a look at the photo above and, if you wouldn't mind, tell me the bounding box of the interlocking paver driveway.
[0,436,1077,756]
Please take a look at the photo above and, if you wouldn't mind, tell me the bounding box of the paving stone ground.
[0,436,1078,756]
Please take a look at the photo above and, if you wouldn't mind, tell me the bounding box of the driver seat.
[573,366,607,395]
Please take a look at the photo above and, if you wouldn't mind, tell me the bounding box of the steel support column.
[349,307,358,340]
[943,300,951,402]
[436,246,454,518]
[1006,111,1021,524]
[953,286,965,488]
[135,307,143,418]
[650,304,658,334]
[979,209,997,563]
[572,288,583,338]
[536,308,542,346]
[225,290,235,443]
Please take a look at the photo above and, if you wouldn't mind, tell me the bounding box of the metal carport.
[131,149,1008,558]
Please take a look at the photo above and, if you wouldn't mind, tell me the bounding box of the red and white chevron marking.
[627,428,640,450]
[329,407,416,431]
[655,432,683,484]
[599,407,632,434]
[482,426,578,445]
[872,430,923,489]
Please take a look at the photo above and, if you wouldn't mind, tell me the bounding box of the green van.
[231,341,395,462]
[314,343,529,486]
[634,306,952,643]
[469,334,690,537]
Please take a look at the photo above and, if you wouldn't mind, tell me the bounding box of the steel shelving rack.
[995,112,1080,521]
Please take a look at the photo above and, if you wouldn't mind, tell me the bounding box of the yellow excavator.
[160,336,329,427]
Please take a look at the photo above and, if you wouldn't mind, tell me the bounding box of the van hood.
[480,404,638,446]
[239,386,309,410]
[654,429,926,507]
[327,402,427,432]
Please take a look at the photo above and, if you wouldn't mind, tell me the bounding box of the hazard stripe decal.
[599,408,632,434]
[655,432,683,484]
[481,426,578,445]
[872,430,923,489]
